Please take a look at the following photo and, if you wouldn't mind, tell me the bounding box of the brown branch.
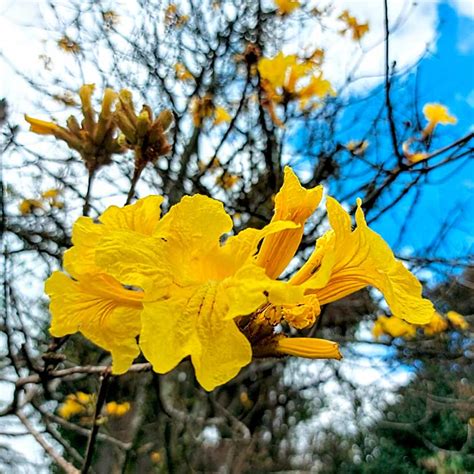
[16,409,80,474]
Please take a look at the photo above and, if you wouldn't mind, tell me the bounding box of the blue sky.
[307,1,474,273]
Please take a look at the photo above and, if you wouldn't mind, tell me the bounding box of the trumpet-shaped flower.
[423,103,457,131]
[95,195,306,390]
[45,196,164,373]
[288,197,433,325]
[46,167,433,390]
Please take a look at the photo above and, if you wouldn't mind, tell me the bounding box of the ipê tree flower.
[403,103,458,164]
[46,167,433,391]
[257,52,334,121]
[274,0,301,16]
[45,196,165,374]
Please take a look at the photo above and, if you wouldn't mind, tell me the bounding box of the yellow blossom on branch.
[174,63,194,81]
[339,10,369,41]
[372,315,417,339]
[422,103,457,137]
[257,52,334,120]
[46,168,433,390]
[446,311,469,330]
[57,36,81,53]
[19,199,43,215]
[105,401,131,417]
[213,106,232,125]
[275,0,301,16]
[403,103,458,163]
[58,392,94,419]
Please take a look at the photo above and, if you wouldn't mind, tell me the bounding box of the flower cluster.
[46,167,433,391]
[19,189,63,215]
[373,310,469,340]
[257,52,334,123]
[25,86,173,175]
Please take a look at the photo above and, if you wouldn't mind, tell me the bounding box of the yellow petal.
[24,115,60,135]
[292,197,434,325]
[446,311,469,330]
[423,103,457,126]
[139,283,252,391]
[222,264,306,320]
[372,315,416,339]
[213,106,232,125]
[100,195,164,235]
[422,311,448,336]
[45,271,143,374]
[257,166,323,278]
[275,0,300,15]
[64,196,164,278]
[258,52,297,90]
[215,220,300,278]
[276,337,342,359]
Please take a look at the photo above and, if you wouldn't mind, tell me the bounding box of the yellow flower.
[289,197,434,325]
[258,52,298,91]
[57,36,81,53]
[174,63,194,81]
[24,116,60,136]
[339,10,369,41]
[372,315,417,339]
[58,392,94,419]
[275,0,300,15]
[446,311,469,330]
[298,75,335,109]
[45,196,164,373]
[345,140,369,156]
[216,171,240,189]
[48,168,433,390]
[423,103,457,127]
[257,167,323,279]
[41,188,60,199]
[19,199,43,215]
[95,195,306,390]
[258,53,334,116]
[150,451,162,463]
[422,312,448,336]
[105,401,131,417]
[422,103,457,136]
[213,106,232,125]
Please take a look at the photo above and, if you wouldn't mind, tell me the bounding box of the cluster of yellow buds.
[25,86,173,177]
[19,188,64,215]
[25,85,125,172]
[114,89,173,171]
